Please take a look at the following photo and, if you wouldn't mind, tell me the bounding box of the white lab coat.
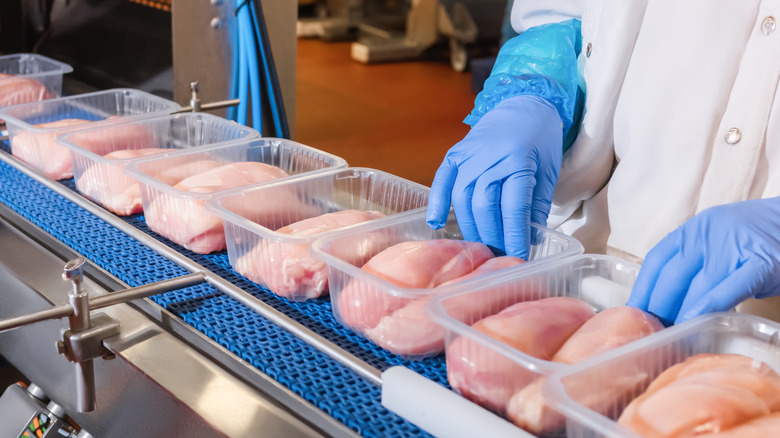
[511,0,780,319]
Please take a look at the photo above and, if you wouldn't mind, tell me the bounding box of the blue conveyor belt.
[0,143,447,437]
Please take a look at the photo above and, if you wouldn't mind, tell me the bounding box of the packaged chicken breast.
[425,254,665,437]
[207,167,430,301]
[544,312,780,438]
[124,137,347,254]
[311,210,584,360]
[0,54,72,110]
[56,113,259,215]
[0,88,180,179]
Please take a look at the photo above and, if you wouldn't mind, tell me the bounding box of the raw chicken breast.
[507,306,663,435]
[365,256,526,357]
[145,156,226,187]
[447,297,595,413]
[336,239,495,332]
[696,412,780,438]
[0,73,50,108]
[76,148,169,215]
[11,118,91,179]
[618,354,780,437]
[144,161,297,253]
[234,210,387,300]
[552,306,664,364]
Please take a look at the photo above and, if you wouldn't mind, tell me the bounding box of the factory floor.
[293,38,478,187]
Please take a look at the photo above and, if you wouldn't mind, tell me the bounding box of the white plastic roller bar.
[381,366,532,438]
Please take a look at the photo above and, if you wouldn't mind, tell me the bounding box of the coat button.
[763,16,776,35]
[725,128,742,145]
[585,42,592,57]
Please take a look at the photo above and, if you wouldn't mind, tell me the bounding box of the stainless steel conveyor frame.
[0,149,383,387]
[0,152,367,437]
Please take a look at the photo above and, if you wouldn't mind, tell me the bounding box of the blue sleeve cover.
[464,19,583,147]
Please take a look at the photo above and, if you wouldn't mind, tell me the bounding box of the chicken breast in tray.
[234,209,387,301]
[76,148,170,215]
[11,118,91,179]
[446,297,595,413]
[365,256,526,357]
[0,73,50,108]
[507,306,663,435]
[618,353,780,438]
[335,239,495,333]
[144,161,311,254]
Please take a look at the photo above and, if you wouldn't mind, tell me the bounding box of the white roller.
[580,276,631,309]
[381,366,532,438]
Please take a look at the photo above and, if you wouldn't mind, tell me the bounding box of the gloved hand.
[628,197,780,324]
[426,94,563,259]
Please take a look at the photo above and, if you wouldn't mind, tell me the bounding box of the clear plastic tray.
[310,211,585,360]
[0,88,181,179]
[124,137,348,254]
[0,53,73,108]
[544,312,780,438]
[56,113,259,216]
[206,167,430,301]
[424,254,644,435]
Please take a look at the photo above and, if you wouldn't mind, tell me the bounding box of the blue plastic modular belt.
[0,144,448,438]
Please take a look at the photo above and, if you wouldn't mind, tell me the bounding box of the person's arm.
[426,18,583,259]
[628,197,780,324]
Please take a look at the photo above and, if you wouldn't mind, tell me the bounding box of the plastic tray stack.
[0,88,181,179]
[207,167,430,301]
[57,113,259,215]
[311,211,585,359]
[0,53,72,108]
[544,312,780,438]
[124,137,348,253]
[424,255,641,435]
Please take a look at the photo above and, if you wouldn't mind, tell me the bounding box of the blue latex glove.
[628,197,780,324]
[426,95,563,259]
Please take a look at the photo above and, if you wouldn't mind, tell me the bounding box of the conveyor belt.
[0,141,445,437]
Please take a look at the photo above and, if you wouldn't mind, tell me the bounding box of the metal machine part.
[0,205,348,437]
[171,0,297,134]
[172,81,241,114]
[0,258,208,414]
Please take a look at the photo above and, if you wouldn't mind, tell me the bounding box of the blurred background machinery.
[0,0,296,136]
[298,0,510,72]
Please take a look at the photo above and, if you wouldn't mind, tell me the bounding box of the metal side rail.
[0,149,441,438]
[0,208,332,437]
[0,150,381,383]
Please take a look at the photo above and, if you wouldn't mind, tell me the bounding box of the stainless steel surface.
[0,257,208,413]
[0,273,207,333]
[0,209,331,437]
[171,0,296,134]
[0,150,384,387]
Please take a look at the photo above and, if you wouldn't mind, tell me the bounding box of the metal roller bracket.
[0,257,208,413]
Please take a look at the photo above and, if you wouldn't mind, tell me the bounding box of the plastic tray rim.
[55,112,261,165]
[0,53,74,78]
[0,88,181,132]
[311,220,584,301]
[123,137,349,200]
[422,254,635,374]
[205,166,430,244]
